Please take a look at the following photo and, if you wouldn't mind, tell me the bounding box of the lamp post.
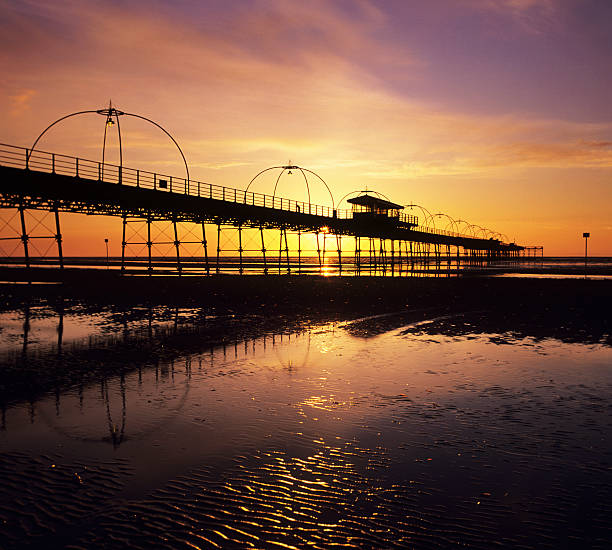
[27,101,190,185]
[104,238,109,269]
[583,232,590,274]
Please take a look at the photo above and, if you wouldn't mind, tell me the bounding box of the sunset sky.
[2,0,611,256]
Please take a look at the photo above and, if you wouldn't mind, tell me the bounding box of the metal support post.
[19,205,30,270]
[54,205,63,269]
[173,220,181,275]
[283,228,290,273]
[202,222,210,275]
[147,217,153,273]
[216,223,221,274]
[297,230,302,274]
[121,214,127,273]
[238,225,243,274]
[278,229,283,274]
[260,226,267,274]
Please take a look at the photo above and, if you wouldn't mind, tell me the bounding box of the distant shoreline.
[1,267,610,318]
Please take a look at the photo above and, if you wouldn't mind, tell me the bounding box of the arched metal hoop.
[404,203,435,229]
[27,104,190,183]
[455,219,476,237]
[433,212,460,234]
[245,165,335,209]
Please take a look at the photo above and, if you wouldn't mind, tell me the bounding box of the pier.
[0,142,524,275]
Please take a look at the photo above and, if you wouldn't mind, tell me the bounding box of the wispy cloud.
[8,89,37,116]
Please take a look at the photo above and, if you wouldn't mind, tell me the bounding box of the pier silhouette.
[0,140,525,275]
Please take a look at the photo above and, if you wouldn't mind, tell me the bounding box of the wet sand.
[0,275,611,548]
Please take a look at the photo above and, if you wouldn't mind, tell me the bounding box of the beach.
[0,273,611,548]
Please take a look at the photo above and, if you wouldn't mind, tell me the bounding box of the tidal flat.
[0,277,611,549]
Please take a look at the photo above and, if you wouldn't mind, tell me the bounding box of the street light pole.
[583,232,590,276]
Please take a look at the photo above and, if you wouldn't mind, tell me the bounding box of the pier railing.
[0,143,489,241]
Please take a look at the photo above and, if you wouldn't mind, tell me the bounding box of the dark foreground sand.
[1,271,611,549]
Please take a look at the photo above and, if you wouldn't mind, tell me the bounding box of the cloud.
[460,0,560,34]
[8,89,37,116]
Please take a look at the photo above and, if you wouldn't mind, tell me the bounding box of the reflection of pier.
[1,303,310,442]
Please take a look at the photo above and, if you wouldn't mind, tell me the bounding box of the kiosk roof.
[347,194,404,210]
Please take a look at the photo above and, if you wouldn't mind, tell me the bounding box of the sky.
[1,0,612,256]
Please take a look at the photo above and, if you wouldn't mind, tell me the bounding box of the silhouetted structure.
[0,143,525,275]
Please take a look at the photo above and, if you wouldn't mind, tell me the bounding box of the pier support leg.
[283,228,290,273]
[202,222,210,275]
[173,220,181,276]
[297,230,301,274]
[278,229,283,274]
[147,216,152,274]
[260,226,267,274]
[19,204,30,270]
[216,223,221,274]
[238,224,243,274]
[370,238,376,273]
[121,214,127,274]
[54,204,63,270]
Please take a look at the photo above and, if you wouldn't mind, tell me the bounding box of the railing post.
[25,149,29,170]
[223,187,225,201]
[137,169,140,187]
[170,176,173,193]
[98,162,101,181]
[154,173,157,190]
[198,181,200,196]
[209,183,212,199]
[119,165,122,185]
[75,158,79,178]
[52,153,55,174]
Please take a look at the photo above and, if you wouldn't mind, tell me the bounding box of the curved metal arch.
[299,168,335,209]
[471,225,490,239]
[482,227,498,239]
[123,112,189,184]
[455,220,481,238]
[273,167,311,206]
[27,107,190,183]
[336,190,361,207]
[454,219,473,237]
[405,203,435,230]
[28,110,99,163]
[433,212,459,234]
[246,165,334,209]
[245,166,286,193]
